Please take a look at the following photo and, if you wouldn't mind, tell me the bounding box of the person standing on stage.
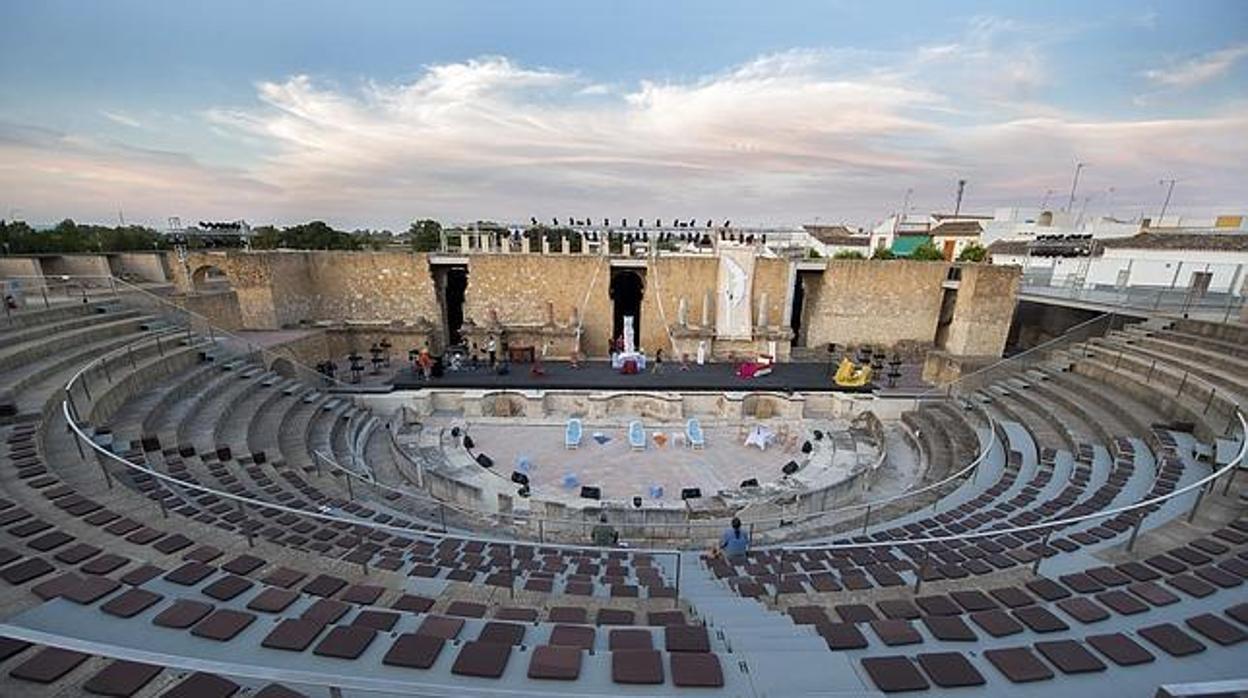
[418,349,433,381]
[652,347,664,374]
[486,336,497,369]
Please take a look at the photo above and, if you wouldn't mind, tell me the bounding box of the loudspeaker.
[140,436,161,452]
[813,430,824,441]
[681,487,702,500]
[476,453,494,468]
[517,485,531,498]
[801,441,813,454]
[451,426,461,438]
[252,451,267,465]
[739,478,759,488]
[462,435,475,450]
[216,446,232,462]
[580,486,601,500]
[632,496,643,508]
[511,471,529,485]
[782,461,800,476]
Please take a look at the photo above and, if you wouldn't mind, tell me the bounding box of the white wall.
[993,249,1247,295]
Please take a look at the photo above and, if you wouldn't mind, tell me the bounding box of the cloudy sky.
[1,0,1245,229]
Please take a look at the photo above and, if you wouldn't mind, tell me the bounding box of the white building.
[868,213,991,259]
[988,229,1248,296]
[800,225,872,257]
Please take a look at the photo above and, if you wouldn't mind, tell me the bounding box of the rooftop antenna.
[1065,162,1086,212]
[953,179,967,217]
[1157,178,1177,225]
[893,187,913,234]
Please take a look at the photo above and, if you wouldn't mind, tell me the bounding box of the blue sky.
[1,0,1245,228]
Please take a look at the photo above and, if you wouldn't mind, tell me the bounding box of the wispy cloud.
[99,109,143,128]
[4,18,1246,227]
[1143,45,1248,88]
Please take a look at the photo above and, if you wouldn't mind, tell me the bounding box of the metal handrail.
[56,273,1244,560]
[45,272,1005,540]
[779,408,1246,553]
[6,274,357,393]
[36,272,1002,538]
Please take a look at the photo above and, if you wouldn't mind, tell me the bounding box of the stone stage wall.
[162,250,1019,362]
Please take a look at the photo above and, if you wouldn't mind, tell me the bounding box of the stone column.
[757,292,769,327]
[702,290,713,327]
[677,297,689,327]
[561,236,570,255]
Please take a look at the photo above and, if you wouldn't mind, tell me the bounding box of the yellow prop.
[834,357,872,387]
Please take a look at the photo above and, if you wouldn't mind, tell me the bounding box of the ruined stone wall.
[109,253,169,283]
[462,254,612,356]
[942,264,1022,356]
[172,291,243,331]
[158,251,1020,361]
[802,260,950,350]
[304,251,440,325]
[642,256,719,353]
[39,254,112,278]
[0,257,42,280]
[752,257,790,329]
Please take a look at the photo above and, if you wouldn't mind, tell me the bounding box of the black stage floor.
[391,360,886,393]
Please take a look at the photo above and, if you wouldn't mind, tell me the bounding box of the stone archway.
[190,264,230,293]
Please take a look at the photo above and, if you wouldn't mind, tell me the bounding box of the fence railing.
[31,272,1004,547]
[4,274,355,394]
[1019,259,1246,323]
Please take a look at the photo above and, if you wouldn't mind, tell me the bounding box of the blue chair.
[629,420,646,451]
[686,418,705,450]
[565,418,583,449]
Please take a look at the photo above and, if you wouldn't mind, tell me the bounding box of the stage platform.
[391,360,926,393]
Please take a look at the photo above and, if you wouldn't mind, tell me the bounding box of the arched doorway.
[190,265,229,293]
[610,270,644,350]
[270,357,298,378]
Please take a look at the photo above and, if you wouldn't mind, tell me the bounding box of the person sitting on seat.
[591,513,619,547]
[719,517,750,561]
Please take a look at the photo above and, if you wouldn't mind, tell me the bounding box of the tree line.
[0,218,452,254]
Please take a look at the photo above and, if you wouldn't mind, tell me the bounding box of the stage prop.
[744,425,775,451]
[834,357,872,387]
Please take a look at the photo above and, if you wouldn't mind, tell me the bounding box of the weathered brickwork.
[802,259,949,350]
[942,264,1022,356]
[161,250,1020,361]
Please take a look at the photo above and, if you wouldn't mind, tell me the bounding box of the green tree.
[833,249,865,259]
[870,247,896,260]
[957,243,988,263]
[805,248,822,259]
[0,219,165,254]
[409,219,443,252]
[281,221,359,250]
[909,242,945,261]
[250,225,282,250]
